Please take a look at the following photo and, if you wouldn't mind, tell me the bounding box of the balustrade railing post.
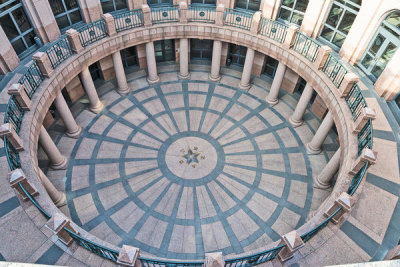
[205,252,225,267]
[250,11,262,34]
[66,29,84,54]
[314,45,331,70]
[216,4,225,26]
[7,83,32,111]
[277,231,304,262]
[180,1,188,23]
[102,13,117,37]
[117,245,140,266]
[353,107,376,133]
[32,52,54,78]
[324,192,355,224]
[46,213,80,246]
[142,4,152,27]
[283,25,299,50]
[9,169,39,200]
[0,123,24,151]
[348,147,376,175]
[338,73,359,97]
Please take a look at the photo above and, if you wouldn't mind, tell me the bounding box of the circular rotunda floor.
[44,65,338,259]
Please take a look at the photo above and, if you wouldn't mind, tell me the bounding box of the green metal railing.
[347,162,369,196]
[4,137,21,171]
[151,5,180,24]
[18,182,51,219]
[224,245,284,267]
[4,95,24,134]
[223,8,253,31]
[77,19,107,47]
[113,9,144,32]
[322,53,348,88]
[357,119,373,156]
[259,17,288,43]
[187,5,216,23]
[300,207,342,242]
[293,32,321,62]
[46,35,73,69]
[18,60,44,99]
[345,83,367,121]
[139,257,204,267]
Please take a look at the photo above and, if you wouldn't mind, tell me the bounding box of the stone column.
[112,51,129,95]
[314,149,340,189]
[54,93,82,138]
[178,38,190,79]
[80,66,104,113]
[306,111,334,155]
[289,83,314,127]
[39,126,68,170]
[209,40,222,82]
[300,0,331,38]
[145,42,160,84]
[77,0,103,23]
[238,48,255,90]
[266,61,286,105]
[38,169,66,207]
[0,27,19,73]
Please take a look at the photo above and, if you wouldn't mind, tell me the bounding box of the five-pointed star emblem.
[182,147,201,165]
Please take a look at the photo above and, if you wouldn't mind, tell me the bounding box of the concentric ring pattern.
[66,78,318,259]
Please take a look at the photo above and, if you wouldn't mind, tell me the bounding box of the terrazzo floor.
[42,63,339,260]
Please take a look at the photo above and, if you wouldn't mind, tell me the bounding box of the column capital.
[353,107,376,133]
[8,83,32,111]
[324,192,355,224]
[32,52,54,78]
[339,73,359,97]
[102,13,117,37]
[250,11,262,34]
[46,213,79,246]
[216,4,225,26]
[283,25,299,50]
[205,252,225,267]
[66,29,84,54]
[0,123,24,151]
[314,45,332,70]
[142,4,152,27]
[9,169,39,200]
[277,230,304,262]
[348,147,377,175]
[117,245,140,266]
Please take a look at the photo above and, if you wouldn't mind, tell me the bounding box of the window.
[147,0,173,6]
[101,0,127,13]
[278,0,309,26]
[191,0,216,5]
[190,39,213,60]
[359,11,400,81]
[263,56,278,78]
[49,0,83,31]
[154,40,175,62]
[0,0,38,57]
[319,0,361,50]
[227,44,247,66]
[234,0,260,12]
[121,46,138,67]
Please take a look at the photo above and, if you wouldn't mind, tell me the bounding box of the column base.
[209,74,221,82]
[90,101,104,114]
[313,177,331,190]
[66,125,83,139]
[265,96,279,106]
[306,142,322,155]
[178,72,191,80]
[288,115,304,128]
[238,82,251,91]
[116,86,130,96]
[50,156,68,170]
[147,75,160,84]
[54,192,67,207]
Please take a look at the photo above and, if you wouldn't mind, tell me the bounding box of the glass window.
[319,0,360,50]
[101,0,127,13]
[154,40,175,62]
[191,0,216,5]
[234,0,260,12]
[49,0,83,31]
[147,0,173,6]
[190,39,213,60]
[121,46,138,67]
[227,44,247,66]
[0,0,38,57]
[263,56,278,78]
[278,0,309,26]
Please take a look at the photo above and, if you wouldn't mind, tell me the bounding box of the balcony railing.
[77,19,107,47]
[259,17,288,43]
[18,61,44,99]
[46,35,73,69]
[223,8,253,31]
[113,8,144,32]
[293,32,320,62]
[151,5,180,24]
[187,4,216,23]
[322,53,348,88]
[345,83,367,121]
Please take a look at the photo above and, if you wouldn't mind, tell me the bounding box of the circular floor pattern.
[66,79,316,259]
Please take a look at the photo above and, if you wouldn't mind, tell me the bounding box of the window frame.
[277,0,309,26]
[100,0,128,14]
[49,0,84,32]
[234,0,260,12]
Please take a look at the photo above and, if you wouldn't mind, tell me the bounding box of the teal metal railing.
[77,19,107,47]
[259,17,288,43]
[113,9,144,32]
[322,53,348,88]
[345,83,367,121]
[223,8,253,31]
[300,207,342,242]
[46,35,73,69]
[347,162,369,196]
[4,137,21,171]
[4,95,24,134]
[293,32,321,62]
[151,5,180,24]
[357,119,373,156]
[187,4,216,24]
[18,60,44,99]
[224,245,284,267]
[139,257,204,267]
[18,182,51,219]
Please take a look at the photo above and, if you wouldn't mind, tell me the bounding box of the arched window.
[359,11,400,81]
[100,0,127,13]
[234,0,260,12]
[49,0,83,31]
[0,0,38,57]
[319,0,361,50]
[278,0,309,26]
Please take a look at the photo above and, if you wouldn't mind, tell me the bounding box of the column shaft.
[306,111,334,154]
[266,62,286,105]
[39,169,66,207]
[112,51,129,95]
[238,48,255,90]
[80,66,104,113]
[145,42,160,84]
[39,126,68,170]
[209,40,222,81]
[314,149,341,189]
[289,83,314,127]
[54,93,82,138]
[178,38,190,79]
